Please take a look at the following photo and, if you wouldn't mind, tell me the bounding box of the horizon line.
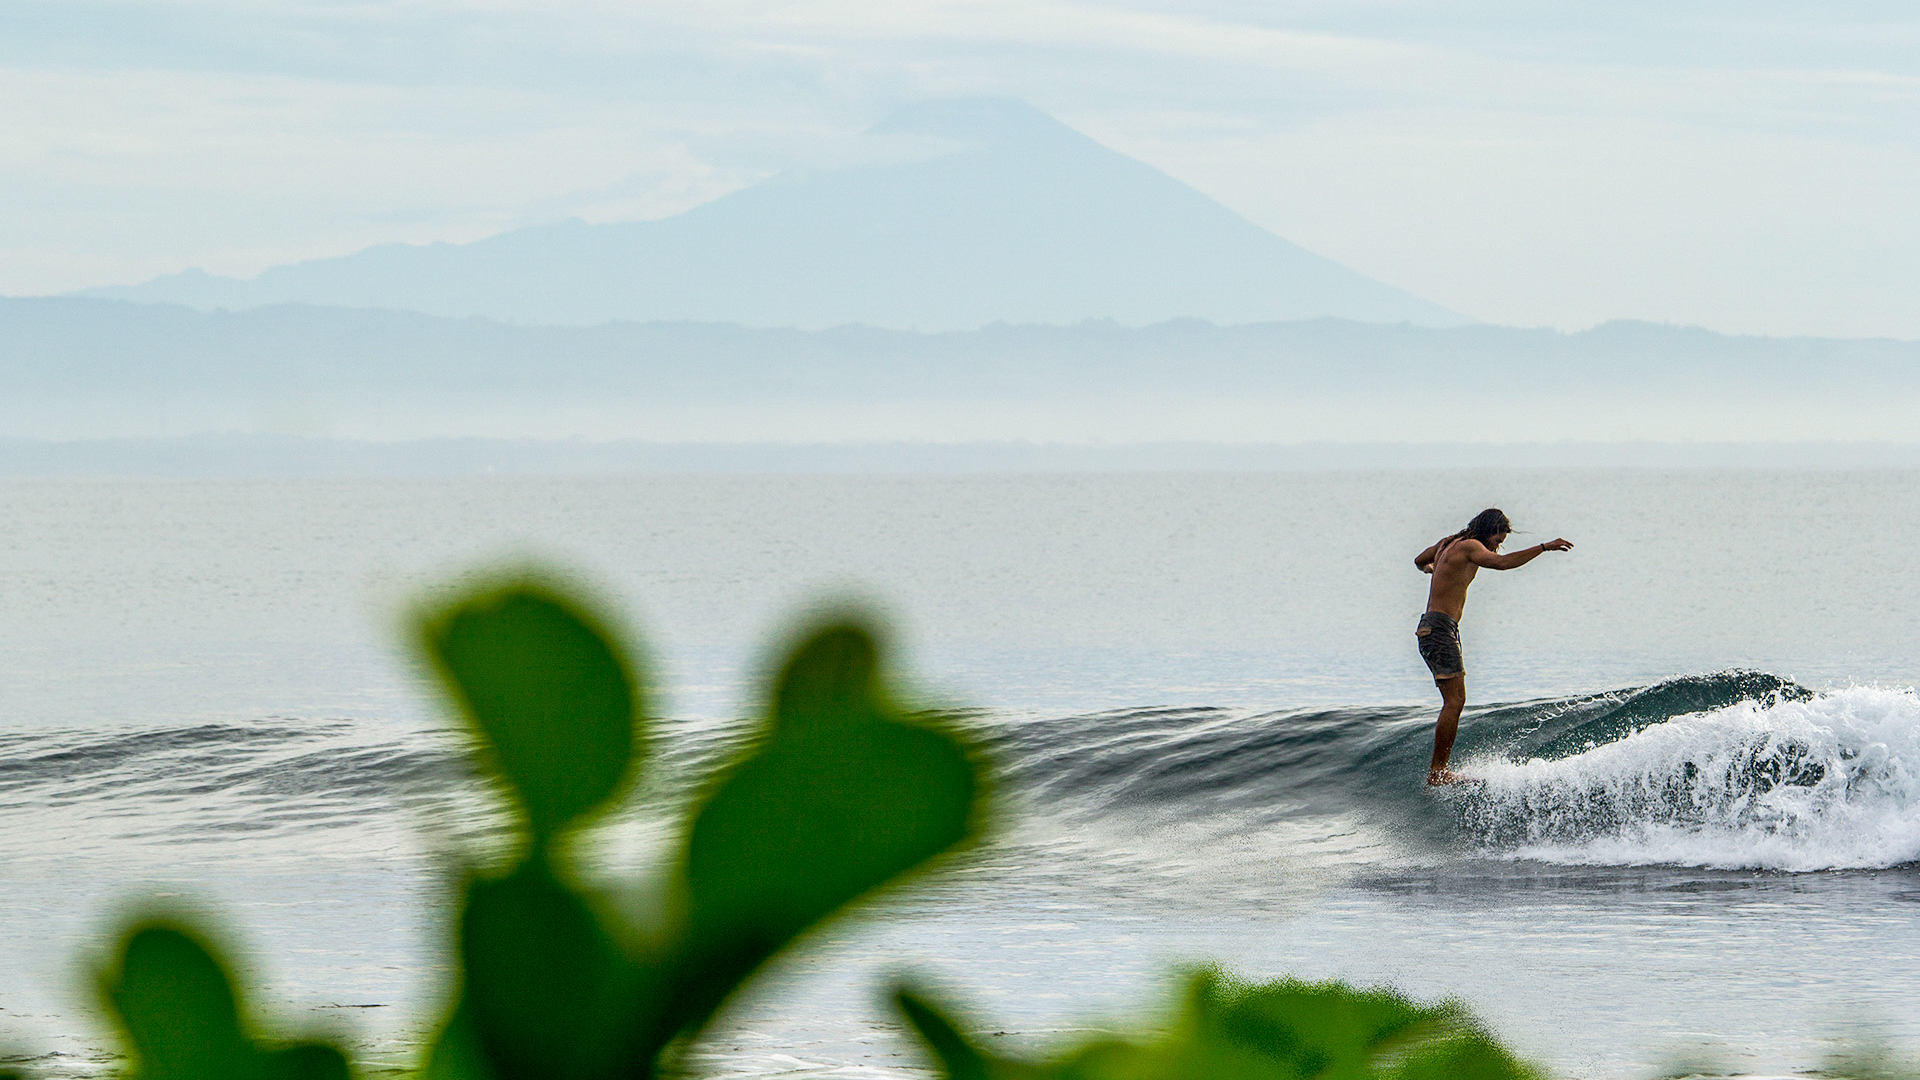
[5,294,1918,346]
[7,437,1920,477]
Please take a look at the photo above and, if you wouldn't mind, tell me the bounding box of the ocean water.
[4,471,1920,1078]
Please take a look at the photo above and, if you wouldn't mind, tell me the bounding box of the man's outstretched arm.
[1468,537,1574,570]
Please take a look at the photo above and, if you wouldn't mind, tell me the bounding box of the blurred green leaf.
[670,620,983,1035]
[103,925,251,1080]
[894,988,996,1080]
[420,583,641,845]
[101,923,349,1080]
[1192,971,1429,1080]
[257,1044,350,1080]
[898,970,1545,1080]
[1387,1031,1542,1080]
[459,863,652,1080]
[770,625,879,732]
[419,1006,495,1080]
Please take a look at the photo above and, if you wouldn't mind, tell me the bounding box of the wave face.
[5,671,1916,876]
[1002,671,1920,873]
[0,720,479,865]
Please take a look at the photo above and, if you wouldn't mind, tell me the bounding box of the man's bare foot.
[1428,768,1469,786]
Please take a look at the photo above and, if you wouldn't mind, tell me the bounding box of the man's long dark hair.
[1446,508,1511,547]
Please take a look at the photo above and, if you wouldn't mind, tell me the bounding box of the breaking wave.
[1001,670,1920,872]
[1457,684,1920,870]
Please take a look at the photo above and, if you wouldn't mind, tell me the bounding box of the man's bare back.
[1412,509,1573,785]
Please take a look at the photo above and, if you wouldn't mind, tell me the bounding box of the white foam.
[1459,686,1920,871]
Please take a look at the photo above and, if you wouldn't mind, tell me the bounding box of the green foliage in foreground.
[415,581,985,1080]
[100,923,348,1080]
[896,969,1545,1080]
[49,571,1551,1080]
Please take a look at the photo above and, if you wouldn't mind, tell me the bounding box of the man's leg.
[1428,675,1466,784]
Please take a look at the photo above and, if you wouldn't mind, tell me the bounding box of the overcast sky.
[4,1,1919,337]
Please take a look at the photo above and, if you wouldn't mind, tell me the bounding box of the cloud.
[2,0,1920,334]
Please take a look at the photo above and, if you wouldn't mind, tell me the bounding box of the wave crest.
[1460,686,1920,870]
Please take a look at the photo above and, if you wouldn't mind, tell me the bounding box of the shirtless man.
[1414,508,1573,785]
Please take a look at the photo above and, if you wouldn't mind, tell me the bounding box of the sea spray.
[1459,686,1920,870]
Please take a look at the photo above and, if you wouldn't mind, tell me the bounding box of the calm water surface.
[3,471,1919,1078]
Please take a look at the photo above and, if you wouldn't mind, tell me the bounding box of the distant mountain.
[75,99,1465,329]
[3,297,1917,443]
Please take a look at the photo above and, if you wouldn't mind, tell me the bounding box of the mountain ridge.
[73,99,1466,330]
[3,296,1918,445]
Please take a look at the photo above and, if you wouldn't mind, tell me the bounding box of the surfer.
[1414,508,1573,786]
